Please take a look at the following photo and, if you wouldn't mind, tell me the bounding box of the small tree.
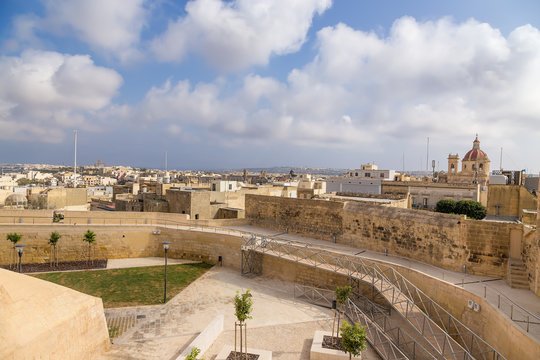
[332,286,352,342]
[6,233,22,269]
[83,230,96,265]
[48,232,61,267]
[340,321,367,360]
[234,289,253,360]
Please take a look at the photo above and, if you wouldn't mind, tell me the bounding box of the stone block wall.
[246,195,520,278]
[0,225,157,265]
[245,195,344,240]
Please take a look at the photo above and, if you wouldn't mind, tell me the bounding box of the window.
[212,184,216,191]
[464,165,467,170]
[229,184,232,190]
[365,172,371,178]
[380,173,385,178]
[355,172,358,176]
[195,214,199,220]
[479,163,483,169]
[423,198,428,208]
[451,164,455,170]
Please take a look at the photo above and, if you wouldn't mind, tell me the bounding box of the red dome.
[462,148,488,161]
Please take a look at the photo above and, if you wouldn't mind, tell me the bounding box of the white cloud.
[0,50,123,143]
[151,0,332,71]
[7,0,148,62]
[138,17,540,153]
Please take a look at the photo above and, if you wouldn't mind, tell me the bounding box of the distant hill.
[206,166,348,176]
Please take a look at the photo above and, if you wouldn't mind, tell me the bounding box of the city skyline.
[1,1,540,172]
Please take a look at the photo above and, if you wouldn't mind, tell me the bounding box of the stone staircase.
[509,260,530,289]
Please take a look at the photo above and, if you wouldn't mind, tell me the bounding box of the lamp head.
[15,244,25,254]
[162,241,170,250]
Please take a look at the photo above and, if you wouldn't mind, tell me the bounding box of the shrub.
[435,199,456,214]
[455,200,486,220]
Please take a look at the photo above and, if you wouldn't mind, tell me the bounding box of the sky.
[1,0,540,172]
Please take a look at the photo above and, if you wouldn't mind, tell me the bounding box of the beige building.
[447,135,490,186]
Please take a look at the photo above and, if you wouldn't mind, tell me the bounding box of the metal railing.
[243,234,506,360]
[295,283,439,360]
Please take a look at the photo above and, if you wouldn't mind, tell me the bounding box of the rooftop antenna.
[402,152,405,173]
[74,130,78,178]
[426,137,429,175]
[500,147,503,172]
[165,150,168,172]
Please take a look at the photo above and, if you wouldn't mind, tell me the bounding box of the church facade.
[447,135,490,186]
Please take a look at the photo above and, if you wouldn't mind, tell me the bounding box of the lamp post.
[162,241,170,303]
[15,244,25,273]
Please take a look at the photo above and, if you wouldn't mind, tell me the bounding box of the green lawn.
[32,263,213,307]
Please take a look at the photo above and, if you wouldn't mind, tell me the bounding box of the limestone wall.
[245,195,519,277]
[487,185,537,218]
[0,269,110,359]
[0,225,158,265]
[245,195,344,240]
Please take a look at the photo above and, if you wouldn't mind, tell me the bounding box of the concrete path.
[106,257,197,269]
[101,266,381,360]
[226,225,540,338]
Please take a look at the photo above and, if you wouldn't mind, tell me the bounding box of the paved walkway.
[226,225,540,339]
[101,266,381,360]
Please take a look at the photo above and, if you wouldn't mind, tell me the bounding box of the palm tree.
[6,233,22,269]
[82,230,96,265]
[48,232,61,267]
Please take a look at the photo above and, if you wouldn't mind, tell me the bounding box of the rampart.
[0,223,538,359]
[245,195,525,278]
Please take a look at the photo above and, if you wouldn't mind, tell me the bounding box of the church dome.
[462,135,488,161]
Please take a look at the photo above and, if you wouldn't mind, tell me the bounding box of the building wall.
[326,178,382,194]
[486,185,537,218]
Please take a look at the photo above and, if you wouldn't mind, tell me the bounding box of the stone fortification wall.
[0,225,157,265]
[245,195,519,277]
[0,268,110,359]
[245,195,344,240]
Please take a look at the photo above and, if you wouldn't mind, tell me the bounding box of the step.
[511,283,530,290]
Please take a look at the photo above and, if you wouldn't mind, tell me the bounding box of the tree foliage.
[83,230,96,244]
[6,233,22,245]
[234,289,253,323]
[184,347,204,360]
[435,199,456,214]
[435,199,486,220]
[340,321,367,359]
[336,286,352,306]
[49,231,61,246]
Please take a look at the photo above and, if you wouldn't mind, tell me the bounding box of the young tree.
[234,289,253,360]
[332,286,352,342]
[83,230,96,265]
[340,321,367,360]
[48,232,61,267]
[6,233,22,269]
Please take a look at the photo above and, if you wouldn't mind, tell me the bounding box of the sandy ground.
[101,266,381,360]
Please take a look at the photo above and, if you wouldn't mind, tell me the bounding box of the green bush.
[435,199,456,214]
[455,200,486,220]
[435,199,486,220]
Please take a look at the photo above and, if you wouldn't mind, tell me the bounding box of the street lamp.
[15,244,25,273]
[162,241,170,303]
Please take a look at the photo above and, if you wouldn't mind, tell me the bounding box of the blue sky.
[1,0,539,172]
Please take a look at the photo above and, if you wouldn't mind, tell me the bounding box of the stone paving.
[100,266,380,359]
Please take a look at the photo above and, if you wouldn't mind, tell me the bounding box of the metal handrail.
[243,235,506,360]
[295,284,439,360]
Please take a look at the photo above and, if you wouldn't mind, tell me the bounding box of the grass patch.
[32,263,213,307]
